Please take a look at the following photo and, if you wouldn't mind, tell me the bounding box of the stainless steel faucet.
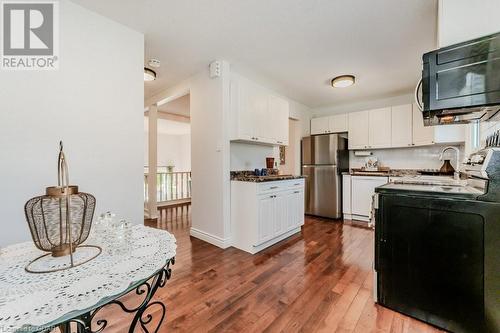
[439,146,460,180]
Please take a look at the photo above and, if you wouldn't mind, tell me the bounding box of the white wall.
[438,0,500,151]
[0,1,144,246]
[349,144,464,171]
[438,0,500,47]
[145,61,232,248]
[144,132,191,171]
[230,143,279,171]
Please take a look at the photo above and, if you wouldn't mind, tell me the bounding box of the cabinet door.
[286,189,304,230]
[252,85,272,143]
[257,195,275,245]
[391,104,413,148]
[369,108,392,148]
[348,111,370,149]
[311,117,329,135]
[351,177,388,217]
[329,114,348,133]
[342,175,351,215]
[269,95,289,145]
[434,124,466,144]
[412,103,435,146]
[238,79,261,141]
[274,192,288,236]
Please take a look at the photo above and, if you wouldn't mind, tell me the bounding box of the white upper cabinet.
[434,124,466,144]
[230,75,289,146]
[311,114,348,135]
[348,111,370,149]
[412,103,466,146]
[269,95,290,145]
[412,103,435,146]
[312,103,466,150]
[330,114,348,133]
[311,117,329,135]
[368,107,392,149]
[391,104,413,147]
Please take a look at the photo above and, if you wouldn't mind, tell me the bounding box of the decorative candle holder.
[24,142,101,273]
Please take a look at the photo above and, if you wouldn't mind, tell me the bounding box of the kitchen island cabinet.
[231,178,305,254]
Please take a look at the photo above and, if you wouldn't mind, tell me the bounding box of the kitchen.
[3,0,498,332]
[227,3,500,333]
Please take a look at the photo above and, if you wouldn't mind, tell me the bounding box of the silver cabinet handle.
[270,186,278,189]
[294,183,301,186]
[294,191,300,194]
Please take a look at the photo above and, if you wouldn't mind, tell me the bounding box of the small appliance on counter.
[363,156,378,171]
[301,133,349,219]
[373,148,500,333]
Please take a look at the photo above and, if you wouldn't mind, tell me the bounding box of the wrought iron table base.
[47,258,174,333]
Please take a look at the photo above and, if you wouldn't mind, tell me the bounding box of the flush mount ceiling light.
[144,67,157,82]
[331,75,355,88]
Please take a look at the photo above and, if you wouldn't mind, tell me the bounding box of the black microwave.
[418,32,500,126]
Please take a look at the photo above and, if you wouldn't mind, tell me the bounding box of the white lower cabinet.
[232,179,305,254]
[350,176,388,221]
[342,174,352,219]
[257,195,275,245]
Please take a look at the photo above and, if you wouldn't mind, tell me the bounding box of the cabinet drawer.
[258,182,286,193]
[287,179,305,189]
[257,179,304,194]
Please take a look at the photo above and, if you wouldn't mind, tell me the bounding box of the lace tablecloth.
[0,224,176,332]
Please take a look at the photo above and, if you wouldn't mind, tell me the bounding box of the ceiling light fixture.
[144,67,156,82]
[331,75,355,88]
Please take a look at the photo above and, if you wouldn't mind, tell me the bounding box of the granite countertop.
[231,170,305,182]
[232,175,305,182]
[345,168,446,177]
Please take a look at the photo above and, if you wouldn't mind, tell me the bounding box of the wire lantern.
[24,142,101,273]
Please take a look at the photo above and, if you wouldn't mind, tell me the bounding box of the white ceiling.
[73,0,438,108]
[144,117,191,135]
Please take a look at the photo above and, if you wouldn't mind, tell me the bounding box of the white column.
[147,103,158,219]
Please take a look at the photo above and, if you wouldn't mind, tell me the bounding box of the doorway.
[144,93,192,225]
[279,118,300,175]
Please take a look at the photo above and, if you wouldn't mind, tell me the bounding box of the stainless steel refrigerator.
[301,134,349,219]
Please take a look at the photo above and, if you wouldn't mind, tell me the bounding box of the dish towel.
[368,193,376,229]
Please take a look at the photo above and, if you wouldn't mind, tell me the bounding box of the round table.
[0,224,176,333]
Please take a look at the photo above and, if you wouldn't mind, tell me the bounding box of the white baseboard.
[351,214,369,222]
[251,227,301,254]
[190,227,232,249]
[343,213,353,220]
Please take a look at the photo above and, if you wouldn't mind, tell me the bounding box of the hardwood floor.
[103,214,444,333]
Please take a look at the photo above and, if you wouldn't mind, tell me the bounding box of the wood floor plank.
[99,215,444,333]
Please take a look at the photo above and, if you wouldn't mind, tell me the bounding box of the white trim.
[250,227,301,254]
[343,213,353,220]
[190,227,232,249]
[351,214,370,222]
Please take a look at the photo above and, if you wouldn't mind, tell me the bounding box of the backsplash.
[230,142,279,171]
[349,144,465,170]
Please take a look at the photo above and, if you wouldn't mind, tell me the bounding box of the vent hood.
[417,32,500,126]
